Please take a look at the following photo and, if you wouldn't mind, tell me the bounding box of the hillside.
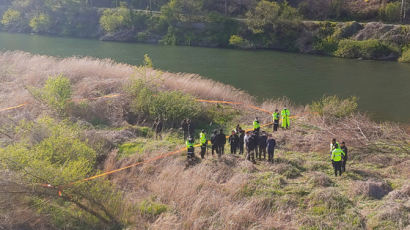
[0,51,409,230]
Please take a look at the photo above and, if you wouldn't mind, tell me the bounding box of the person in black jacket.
[258,131,268,160]
[210,130,218,156]
[341,141,348,172]
[238,128,245,154]
[228,130,239,154]
[216,129,226,156]
[245,131,257,163]
[266,134,276,163]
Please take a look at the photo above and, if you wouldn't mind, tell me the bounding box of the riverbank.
[1,5,409,62]
[1,52,409,229]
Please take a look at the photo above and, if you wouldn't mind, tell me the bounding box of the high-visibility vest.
[200,132,206,144]
[331,148,345,162]
[186,140,194,148]
[253,120,260,129]
[281,109,290,118]
[330,142,340,152]
[272,112,279,121]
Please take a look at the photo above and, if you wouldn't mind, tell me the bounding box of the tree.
[29,13,52,33]
[1,8,22,28]
[100,7,133,33]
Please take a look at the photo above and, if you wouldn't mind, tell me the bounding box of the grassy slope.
[0,52,409,229]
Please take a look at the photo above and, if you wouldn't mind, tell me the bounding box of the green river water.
[0,32,409,122]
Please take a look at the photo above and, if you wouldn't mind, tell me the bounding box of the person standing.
[330,138,340,156]
[245,131,257,163]
[216,129,226,156]
[186,136,195,160]
[258,131,268,160]
[155,118,163,140]
[228,130,239,154]
[266,134,276,163]
[281,107,290,129]
[340,142,348,173]
[253,117,261,134]
[238,128,245,154]
[199,129,207,159]
[211,130,218,156]
[272,109,280,132]
[331,147,345,176]
[181,119,189,140]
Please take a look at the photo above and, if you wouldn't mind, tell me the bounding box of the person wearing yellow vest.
[186,136,195,160]
[253,117,260,133]
[330,138,340,156]
[199,130,207,159]
[272,109,280,132]
[281,108,290,129]
[331,147,345,176]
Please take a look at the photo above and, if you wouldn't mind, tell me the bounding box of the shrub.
[143,54,154,67]
[29,13,51,33]
[379,2,401,23]
[399,46,410,63]
[100,7,133,33]
[310,95,358,118]
[1,8,22,28]
[313,36,339,55]
[138,199,168,219]
[36,75,72,116]
[307,188,350,213]
[229,35,251,48]
[334,39,398,59]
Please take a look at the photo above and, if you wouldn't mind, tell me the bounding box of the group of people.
[330,138,348,176]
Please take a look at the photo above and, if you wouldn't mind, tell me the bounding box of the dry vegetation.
[0,51,409,230]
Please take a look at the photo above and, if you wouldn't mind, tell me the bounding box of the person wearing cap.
[253,117,261,134]
[266,134,276,163]
[229,130,239,154]
[281,107,290,129]
[272,109,280,132]
[331,146,345,176]
[186,136,195,160]
[199,129,207,159]
[340,142,348,172]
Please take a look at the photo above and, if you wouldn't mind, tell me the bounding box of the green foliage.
[399,46,410,63]
[29,13,51,33]
[310,95,358,118]
[161,0,203,23]
[379,2,401,23]
[100,7,133,33]
[229,35,251,48]
[143,54,153,67]
[1,8,22,27]
[37,75,73,116]
[246,0,281,34]
[118,141,145,158]
[334,39,398,59]
[313,36,339,55]
[126,79,200,127]
[138,199,168,218]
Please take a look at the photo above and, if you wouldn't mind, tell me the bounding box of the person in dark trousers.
[199,129,207,159]
[186,136,195,160]
[340,142,348,173]
[238,128,245,154]
[181,119,189,140]
[331,147,345,176]
[154,118,163,140]
[210,130,218,156]
[187,119,194,137]
[245,131,257,163]
[216,129,226,156]
[266,134,276,163]
[228,130,239,154]
[258,131,268,160]
[272,109,280,132]
[330,138,340,155]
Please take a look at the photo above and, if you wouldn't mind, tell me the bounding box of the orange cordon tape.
[2,93,300,195]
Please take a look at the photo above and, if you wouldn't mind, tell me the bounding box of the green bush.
[313,36,339,55]
[379,2,401,23]
[127,79,200,127]
[334,39,398,59]
[229,35,251,48]
[310,95,358,118]
[1,118,129,228]
[138,199,168,219]
[399,47,410,63]
[1,8,22,28]
[37,75,72,116]
[100,7,133,33]
[29,13,51,33]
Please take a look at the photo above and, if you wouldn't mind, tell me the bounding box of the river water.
[0,32,409,122]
